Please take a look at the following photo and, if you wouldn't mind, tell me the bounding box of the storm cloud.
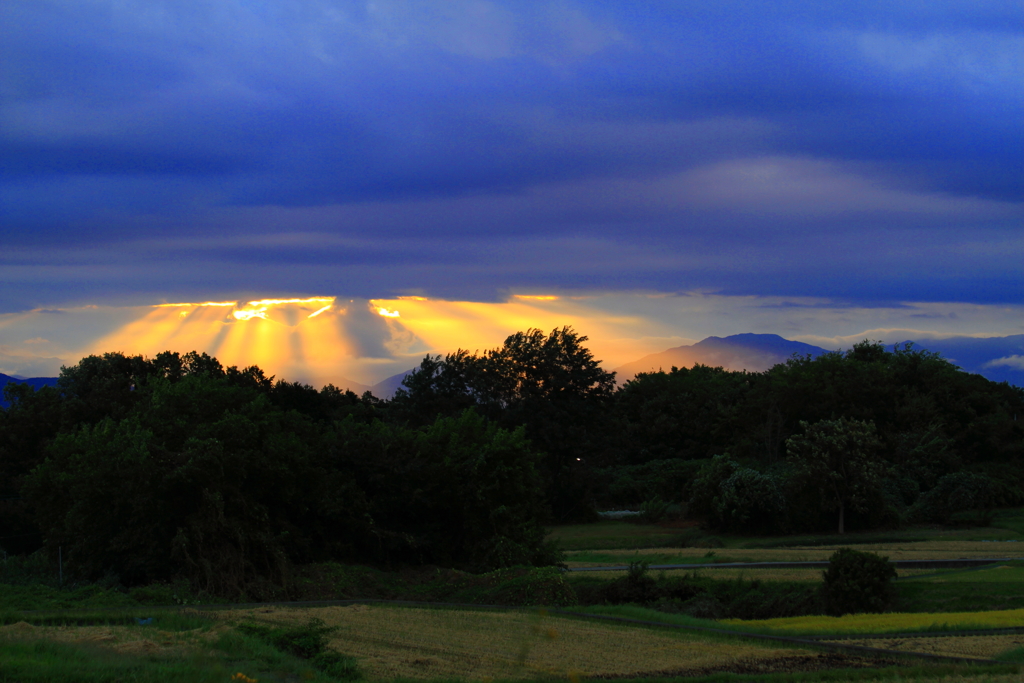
[1,1,1022,312]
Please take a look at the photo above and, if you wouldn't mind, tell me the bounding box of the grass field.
[548,519,1024,553]
[3,599,1022,681]
[566,567,938,581]
[3,511,1023,681]
[908,565,1024,583]
[213,603,896,680]
[824,635,1024,660]
[723,608,1024,635]
[562,541,1024,568]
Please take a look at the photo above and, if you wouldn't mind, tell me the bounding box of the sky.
[1,1,1022,384]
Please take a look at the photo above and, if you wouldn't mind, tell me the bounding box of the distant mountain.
[612,333,829,382]
[612,333,1024,388]
[369,368,417,399]
[0,373,59,408]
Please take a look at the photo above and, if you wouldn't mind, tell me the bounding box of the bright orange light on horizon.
[79,293,687,390]
[307,305,332,318]
[232,308,268,321]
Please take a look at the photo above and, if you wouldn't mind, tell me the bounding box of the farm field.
[211,603,890,679]
[3,515,1023,681]
[566,566,937,581]
[9,601,1022,682]
[723,607,1024,634]
[824,634,1024,660]
[548,519,1023,553]
[562,541,1024,568]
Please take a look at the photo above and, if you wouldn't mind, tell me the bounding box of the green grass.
[989,508,1024,537]
[564,550,727,565]
[597,663,1023,683]
[0,582,143,611]
[0,615,352,682]
[904,563,1024,584]
[0,608,212,630]
[897,580,1024,613]
[547,517,1024,553]
[523,669,1024,683]
[994,646,1024,663]
[896,561,1024,612]
[546,520,685,550]
[0,639,230,683]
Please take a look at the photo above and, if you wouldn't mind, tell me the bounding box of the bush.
[635,497,671,524]
[714,468,786,533]
[237,618,361,680]
[821,548,897,616]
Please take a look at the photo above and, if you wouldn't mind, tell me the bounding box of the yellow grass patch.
[826,634,1024,660]
[216,604,819,680]
[724,608,1024,634]
[0,620,214,656]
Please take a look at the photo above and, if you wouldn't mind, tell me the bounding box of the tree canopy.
[1,333,1022,594]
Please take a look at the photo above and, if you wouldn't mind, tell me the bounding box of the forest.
[2,326,1022,597]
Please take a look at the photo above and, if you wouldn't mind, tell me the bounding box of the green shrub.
[714,468,786,533]
[237,618,361,680]
[444,566,578,607]
[635,496,670,524]
[821,548,897,616]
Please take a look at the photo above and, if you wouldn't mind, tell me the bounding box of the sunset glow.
[307,305,332,319]
[156,302,237,308]
[233,308,268,321]
[69,294,687,388]
[4,291,1022,392]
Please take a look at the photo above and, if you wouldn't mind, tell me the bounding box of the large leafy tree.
[330,410,550,571]
[392,326,616,520]
[20,350,553,594]
[786,417,886,534]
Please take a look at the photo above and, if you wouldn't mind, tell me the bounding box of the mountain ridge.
[612,333,830,382]
[611,333,1024,387]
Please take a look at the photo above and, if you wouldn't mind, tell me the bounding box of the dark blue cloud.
[1,1,1021,310]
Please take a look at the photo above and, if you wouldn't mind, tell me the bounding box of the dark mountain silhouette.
[370,368,416,399]
[0,373,60,408]
[612,333,829,382]
[613,333,1024,388]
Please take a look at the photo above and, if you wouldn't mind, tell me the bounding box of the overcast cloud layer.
[1,1,1022,314]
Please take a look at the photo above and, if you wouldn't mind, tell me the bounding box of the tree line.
[1,327,1022,595]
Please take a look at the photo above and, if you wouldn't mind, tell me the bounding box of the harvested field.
[0,619,219,656]
[214,604,835,680]
[725,608,1024,634]
[825,634,1024,660]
